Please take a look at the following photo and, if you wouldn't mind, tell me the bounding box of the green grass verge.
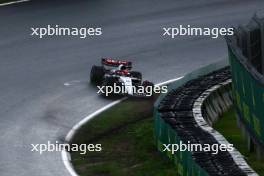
[71,97,177,176]
[213,107,264,175]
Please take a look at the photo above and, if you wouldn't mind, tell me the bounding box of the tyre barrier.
[199,80,233,126]
[154,67,258,176]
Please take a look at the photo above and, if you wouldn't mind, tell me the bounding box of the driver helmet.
[118,64,127,70]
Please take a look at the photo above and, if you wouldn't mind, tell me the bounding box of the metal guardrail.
[230,12,264,75]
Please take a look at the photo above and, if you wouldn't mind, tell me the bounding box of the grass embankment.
[213,108,264,176]
[71,97,177,176]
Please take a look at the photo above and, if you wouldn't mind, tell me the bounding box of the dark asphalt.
[0,0,263,175]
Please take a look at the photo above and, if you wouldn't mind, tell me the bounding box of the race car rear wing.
[101,58,132,69]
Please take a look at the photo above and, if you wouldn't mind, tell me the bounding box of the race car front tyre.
[130,71,142,80]
[90,65,105,85]
[142,80,154,88]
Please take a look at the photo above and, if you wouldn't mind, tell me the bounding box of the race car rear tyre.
[130,71,142,80]
[90,65,105,85]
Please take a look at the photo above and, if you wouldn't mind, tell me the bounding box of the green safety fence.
[154,111,209,176]
[153,60,229,176]
[228,48,264,146]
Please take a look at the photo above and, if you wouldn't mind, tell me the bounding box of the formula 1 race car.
[90,58,154,97]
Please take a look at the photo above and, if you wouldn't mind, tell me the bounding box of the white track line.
[156,76,184,86]
[61,76,184,176]
[0,0,29,6]
[64,98,127,143]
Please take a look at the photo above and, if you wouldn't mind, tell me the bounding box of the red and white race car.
[90,58,154,97]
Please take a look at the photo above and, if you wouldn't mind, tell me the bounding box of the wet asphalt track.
[0,0,263,175]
